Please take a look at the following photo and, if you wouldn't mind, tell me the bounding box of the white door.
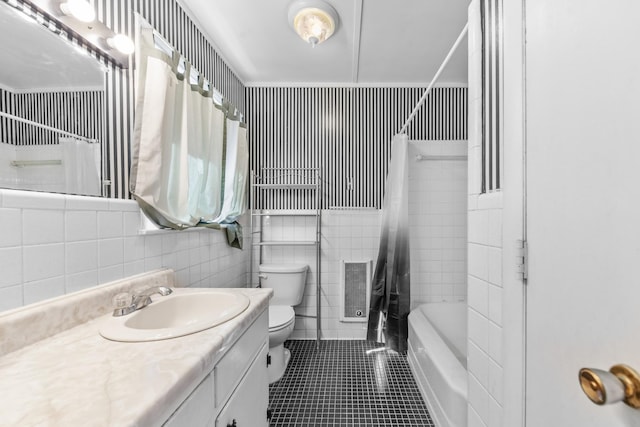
[525,1,640,425]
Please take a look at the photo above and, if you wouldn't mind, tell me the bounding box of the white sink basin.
[99,289,250,342]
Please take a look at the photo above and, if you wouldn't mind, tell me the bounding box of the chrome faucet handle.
[112,287,173,316]
[112,292,135,317]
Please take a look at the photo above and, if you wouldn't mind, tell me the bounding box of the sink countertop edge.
[0,287,273,427]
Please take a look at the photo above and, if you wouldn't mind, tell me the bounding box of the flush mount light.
[59,0,96,23]
[107,34,135,55]
[288,0,339,47]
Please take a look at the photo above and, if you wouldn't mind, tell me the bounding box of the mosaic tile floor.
[269,340,435,427]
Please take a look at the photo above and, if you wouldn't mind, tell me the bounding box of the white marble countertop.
[0,287,271,427]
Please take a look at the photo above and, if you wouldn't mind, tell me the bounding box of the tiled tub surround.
[0,269,272,426]
[408,140,468,307]
[0,189,249,312]
[466,2,505,425]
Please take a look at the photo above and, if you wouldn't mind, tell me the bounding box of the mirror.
[0,2,106,196]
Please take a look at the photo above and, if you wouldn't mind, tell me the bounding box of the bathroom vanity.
[0,269,271,427]
[164,309,269,427]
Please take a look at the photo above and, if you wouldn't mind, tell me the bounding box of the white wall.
[409,140,468,307]
[466,1,505,425]
[254,209,381,340]
[0,189,249,313]
[500,0,526,425]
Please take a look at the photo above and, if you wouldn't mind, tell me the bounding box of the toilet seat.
[269,305,295,332]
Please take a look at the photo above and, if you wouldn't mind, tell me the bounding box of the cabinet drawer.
[214,309,267,407]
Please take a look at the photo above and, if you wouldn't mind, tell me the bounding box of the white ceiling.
[0,4,104,92]
[178,0,470,86]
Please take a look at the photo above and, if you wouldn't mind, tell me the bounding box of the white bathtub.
[408,302,468,427]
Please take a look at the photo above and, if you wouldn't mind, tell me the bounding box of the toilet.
[259,263,308,383]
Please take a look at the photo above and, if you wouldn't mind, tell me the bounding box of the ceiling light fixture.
[107,34,135,55]
[288,0,339,47]
[59,0,96,23]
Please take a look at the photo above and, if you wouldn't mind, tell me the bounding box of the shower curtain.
[60,137,101,196]
[130,28,247,247]
[367,134,411,353]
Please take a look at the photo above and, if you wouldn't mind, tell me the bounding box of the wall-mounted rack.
[249,168,322,349]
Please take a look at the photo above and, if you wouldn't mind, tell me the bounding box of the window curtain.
[202,113,248,247]
[367,134,411,353]
[130,28,247,248]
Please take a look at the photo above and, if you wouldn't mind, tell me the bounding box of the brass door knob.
[579,364,640,408]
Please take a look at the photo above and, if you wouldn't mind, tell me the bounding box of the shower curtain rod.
[0,112,99,144]
[399,23,469,135]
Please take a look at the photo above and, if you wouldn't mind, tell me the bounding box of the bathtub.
[408,302,467,427]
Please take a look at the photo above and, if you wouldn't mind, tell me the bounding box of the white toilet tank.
[259,263,308,306]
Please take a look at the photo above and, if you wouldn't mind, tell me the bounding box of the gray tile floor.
[269,340,435,427]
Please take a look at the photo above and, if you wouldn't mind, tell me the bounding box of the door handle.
[579,364,640,408]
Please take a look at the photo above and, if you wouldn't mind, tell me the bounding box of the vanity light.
[288,0,339,47]
[107,34,135,55]
[59,0,95,23]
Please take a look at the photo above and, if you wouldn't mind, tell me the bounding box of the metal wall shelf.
[251,211,317,217]
[249,168,322,349]
[253,240,318,246]
[252,183,317,190]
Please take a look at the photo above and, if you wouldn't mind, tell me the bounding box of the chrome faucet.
[112,286,173,317]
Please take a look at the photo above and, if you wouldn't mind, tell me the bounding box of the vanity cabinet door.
[163,373,215,427]
[215,341,269,427]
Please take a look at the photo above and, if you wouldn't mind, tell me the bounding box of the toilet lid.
[269,306,295,330]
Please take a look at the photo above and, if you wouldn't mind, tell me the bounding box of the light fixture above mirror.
[9,0,134,67]
[107,33,135,55]
[59,0,95,23]
[288,0,339,47]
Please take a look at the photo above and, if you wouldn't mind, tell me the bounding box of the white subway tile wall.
[253,210,381,340]
[467,1,505,425]
[0,189,249,312]
[409,140,468,306]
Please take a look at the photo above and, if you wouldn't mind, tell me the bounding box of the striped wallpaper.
[5,0,468,207]
[481,0,502,192]
[246,86,468,210]
[96,0,245,199]
[0,87,104,146]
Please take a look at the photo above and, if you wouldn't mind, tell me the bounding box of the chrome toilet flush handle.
[258,274,268,280]
[579,364,640,408]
